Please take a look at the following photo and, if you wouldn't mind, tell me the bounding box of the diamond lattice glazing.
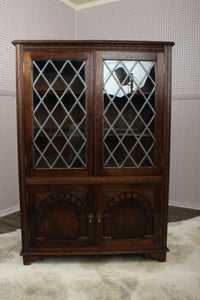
[103,60,156,168]
[32,59,87,169]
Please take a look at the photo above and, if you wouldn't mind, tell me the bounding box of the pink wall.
[0,0,75,216]
[77,0,200,209]
[77,0,200,95]
[0,0,75,93]
[0,0,199,215]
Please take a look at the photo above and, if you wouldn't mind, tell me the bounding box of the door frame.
[23,50,94,177]
[95,51,164,176]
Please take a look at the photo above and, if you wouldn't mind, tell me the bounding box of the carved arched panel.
[103,192,153,239]
[35,192,88,241]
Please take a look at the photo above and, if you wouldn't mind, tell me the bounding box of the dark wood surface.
[1,206,199,234]
[23,50,94,178]
[13,41,175,264]
[12,40,175,46]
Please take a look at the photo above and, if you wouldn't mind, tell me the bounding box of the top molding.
[12,40,175,46]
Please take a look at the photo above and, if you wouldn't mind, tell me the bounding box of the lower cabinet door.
[95,184,162,250]
[28,185,94,249]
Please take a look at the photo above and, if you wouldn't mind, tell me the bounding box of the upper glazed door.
[23,51,94,177]
[95,51,164,176]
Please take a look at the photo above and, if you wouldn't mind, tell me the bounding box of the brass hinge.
[23,62,25,74]
[163,63,165,74]
[25,155,27,168]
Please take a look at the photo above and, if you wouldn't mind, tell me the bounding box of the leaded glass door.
[24,51,94,176]
[96,51,164,176]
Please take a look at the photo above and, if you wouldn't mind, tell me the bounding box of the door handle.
[88,213,102,223]
[88,214,94,224]
[96,213,102,223]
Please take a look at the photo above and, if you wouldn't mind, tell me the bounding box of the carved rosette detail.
[36,192,87,217]
[104,191,152,216]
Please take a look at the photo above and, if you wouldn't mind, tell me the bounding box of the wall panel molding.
[172,93,200,100]
[0,90,16,97]
[1,90,200,100]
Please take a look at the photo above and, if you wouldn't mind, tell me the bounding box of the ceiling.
[58,0,119,10]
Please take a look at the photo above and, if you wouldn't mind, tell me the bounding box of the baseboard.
[0,89,16,97]
[169,200,200,211]
[0,205,20,218]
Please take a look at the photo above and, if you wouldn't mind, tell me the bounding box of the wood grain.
[1,207,199,234]
[12,40,175,264]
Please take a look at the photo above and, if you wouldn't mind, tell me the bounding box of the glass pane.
[103,60,156,168]
[32,59,87,169]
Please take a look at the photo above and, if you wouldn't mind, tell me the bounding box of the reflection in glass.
[103,60,156,168]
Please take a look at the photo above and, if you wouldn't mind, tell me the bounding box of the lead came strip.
[103,60,156,168]
[32,59,87,169]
